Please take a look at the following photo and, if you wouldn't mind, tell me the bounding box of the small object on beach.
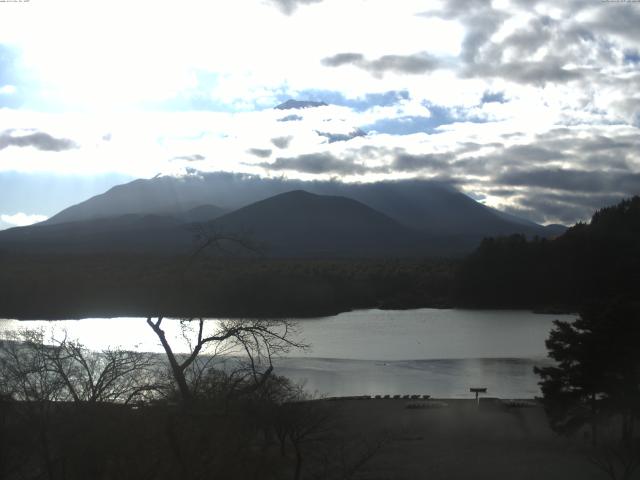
[470,387,487,405]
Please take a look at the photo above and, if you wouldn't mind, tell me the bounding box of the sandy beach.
[327,398,603,480]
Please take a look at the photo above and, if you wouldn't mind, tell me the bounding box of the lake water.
[0,309,575,399]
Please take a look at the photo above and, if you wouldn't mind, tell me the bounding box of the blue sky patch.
[279,89,410,112]
[481,91,506,104]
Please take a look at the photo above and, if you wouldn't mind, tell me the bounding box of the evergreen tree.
[535,301,640,444]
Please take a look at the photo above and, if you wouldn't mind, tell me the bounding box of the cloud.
[275,99,328,109]
[321,53,365,67]
[259,152,368,175]
[0,212,48,228]
[171,154,205,162]
[589,3,640,42]
[0,130,78,152]
[0,85,16,95]
[497,168,640,195]
[247,148,272,158]
[271,136,293,149]
[269,0,323,15]
[292,89,410,112]
[502,191,631,225]
[502,145,567,162]
[315,128,366,143]
[322,52,441,76]
[488,59,584,86]
[392,152,454,172]
[277,114,303,122]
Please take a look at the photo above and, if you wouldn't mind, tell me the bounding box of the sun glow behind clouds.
[0,212,48,227]
[1,0,464,111]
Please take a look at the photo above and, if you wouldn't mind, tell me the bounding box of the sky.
[0,0,639,229]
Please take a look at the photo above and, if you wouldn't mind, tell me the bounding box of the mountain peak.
[275,99,328,110]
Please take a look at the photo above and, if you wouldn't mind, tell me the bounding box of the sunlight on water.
[0,309,576,398]
[0,317,225,354]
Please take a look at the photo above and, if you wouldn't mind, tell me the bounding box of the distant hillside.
[43,171,558,247]
[0,214,193,254]
[208,190,427,257]
[180,204,227,223]
[454,196,640,309]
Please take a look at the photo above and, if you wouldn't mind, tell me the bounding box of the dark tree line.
[0,255,455,319]
[536,301,640,480]
[455,196,640,310]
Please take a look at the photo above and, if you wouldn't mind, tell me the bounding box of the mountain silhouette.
[0,190,428,257]
[208,190,426,257]
[43,172,561,243]
[0,213,192,254]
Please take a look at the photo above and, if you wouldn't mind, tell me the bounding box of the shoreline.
[5,305,576,322]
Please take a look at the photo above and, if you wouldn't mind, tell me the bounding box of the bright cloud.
[0,212,48,228]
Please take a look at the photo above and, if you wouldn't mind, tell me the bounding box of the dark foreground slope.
[0,397,601,480]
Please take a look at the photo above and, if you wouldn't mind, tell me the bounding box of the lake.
[0,309,575,399]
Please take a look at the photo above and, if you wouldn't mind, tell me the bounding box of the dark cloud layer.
[392,152,454,172]
[260,152,367,175]
[247,148,272,158]
[171,154,205,162]
[0,130,77,152]
[271,136,293,149]
[497,168,640,195]
[322,52,440,76]
[315,129,366,143]
[277,114,303,122]
[503,191,630,225]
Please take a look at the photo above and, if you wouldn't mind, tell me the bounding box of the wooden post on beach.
[470,387,487,406]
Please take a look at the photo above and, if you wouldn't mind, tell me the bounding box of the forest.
[1,196,637,319]
[454,196,640,310]
[0,254,454,319]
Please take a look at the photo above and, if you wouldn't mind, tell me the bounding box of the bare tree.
[146,316,305,404]
[0,329,164,405]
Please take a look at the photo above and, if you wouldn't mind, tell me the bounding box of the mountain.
[44,177,219,225]
[0,213,193,254]
[275,99,328,110]
[180,204,227,223]
[208,190,426,257]
[0,191,430,257]
[43,171,554,242]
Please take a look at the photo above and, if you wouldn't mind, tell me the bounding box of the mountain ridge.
[43,171,561,241]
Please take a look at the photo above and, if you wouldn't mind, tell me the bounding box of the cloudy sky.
[0,0,639,228]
